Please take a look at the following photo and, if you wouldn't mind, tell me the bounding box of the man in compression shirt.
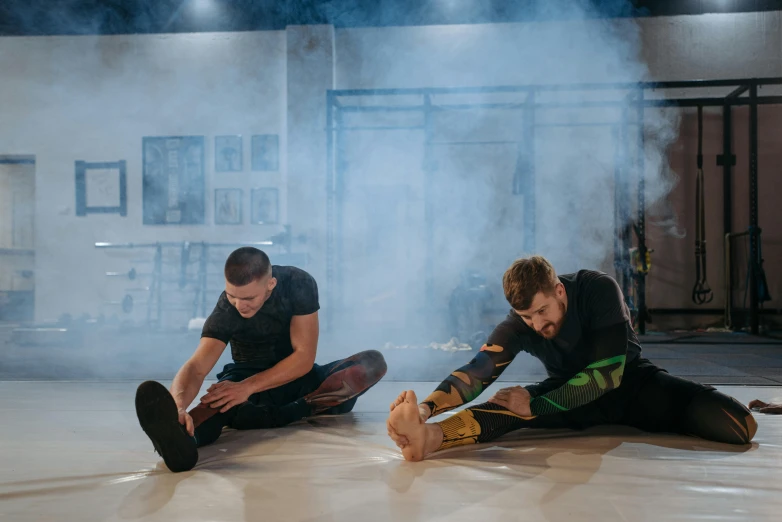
[135,247,387,472]
[387,255,757,461]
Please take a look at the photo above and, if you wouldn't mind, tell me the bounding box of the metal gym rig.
[325,77,782,335]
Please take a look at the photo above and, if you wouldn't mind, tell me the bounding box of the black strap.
[697,105,703,170]
[757,229,772,303]
[693,106,713,305]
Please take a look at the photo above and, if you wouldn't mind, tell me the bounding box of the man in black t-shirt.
[387,255,757,461]
[134,247,387,472]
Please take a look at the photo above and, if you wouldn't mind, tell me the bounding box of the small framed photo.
[251,134,279,171]
[251,188,279,224]
[75,160,127,217]
[214,188,243,225]
[215,135,243,172]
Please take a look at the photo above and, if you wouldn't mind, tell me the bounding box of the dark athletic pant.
[191,359,365,448]
[437,360,757,450]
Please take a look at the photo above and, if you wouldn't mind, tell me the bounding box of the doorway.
[0,155,35,322]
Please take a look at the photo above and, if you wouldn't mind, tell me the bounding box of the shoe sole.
[306,356,387,410]
[308,380,356,405]
[135,381,198,473]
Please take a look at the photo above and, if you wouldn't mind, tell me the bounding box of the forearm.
[421,343,517,418]
[525,377,567,398]
[171,362,207,411]
[530,354,626,415]
[243,350,313,394]
[530,322,630,415]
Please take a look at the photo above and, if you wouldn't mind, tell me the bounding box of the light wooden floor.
[1,381,781,521]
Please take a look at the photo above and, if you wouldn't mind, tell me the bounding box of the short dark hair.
[502,255,558,311]
[224,247,271,286]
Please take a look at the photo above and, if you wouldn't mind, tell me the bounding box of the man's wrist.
[172,393,187,412]
[418,403,432,419]
[242,375,263,395]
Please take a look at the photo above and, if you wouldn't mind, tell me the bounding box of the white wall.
[0,165,13,249]
[286,25,335,303]
[0,32,287,321]
[335,12,782,88]
[1,10,780,327]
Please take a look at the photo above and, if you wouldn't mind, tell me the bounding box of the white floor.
[1,381,782,521]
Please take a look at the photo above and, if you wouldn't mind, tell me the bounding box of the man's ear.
[267,277,277,290]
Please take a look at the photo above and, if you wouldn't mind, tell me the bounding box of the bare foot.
[387,390,442,461]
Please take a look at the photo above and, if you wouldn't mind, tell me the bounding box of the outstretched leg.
[388,390,577,461]
[622,370,757,445]
[188,402,238,447]
[187,367,251,447]
[135,381,199,472]
[386,390,445,461]
[681,390,757,444]
[230,398,313,430]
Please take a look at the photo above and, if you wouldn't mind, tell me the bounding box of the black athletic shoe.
[135,380,198,473]
[304,350,387,413]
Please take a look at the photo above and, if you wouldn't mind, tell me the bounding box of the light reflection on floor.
[1,381,780,521]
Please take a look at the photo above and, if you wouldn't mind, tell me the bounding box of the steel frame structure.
[325,77,782,334]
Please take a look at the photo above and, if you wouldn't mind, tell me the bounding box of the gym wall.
[0,31,287,322]
[333,13,782,330]
[0,12,779,327]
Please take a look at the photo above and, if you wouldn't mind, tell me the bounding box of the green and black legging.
[421,322,757,450]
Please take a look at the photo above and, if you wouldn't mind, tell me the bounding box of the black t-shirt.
[201,265,319,369]
[488,270,643,381]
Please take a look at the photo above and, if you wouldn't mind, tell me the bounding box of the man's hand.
[749,399,782,414]
[387,391,430,448]
[488,385,533,417]
[200,381,253,413]
[178,408,195,436]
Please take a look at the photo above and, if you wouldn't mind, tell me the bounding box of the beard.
[536,301,567,339]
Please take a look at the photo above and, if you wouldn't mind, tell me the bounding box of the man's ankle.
[424,423,444,456]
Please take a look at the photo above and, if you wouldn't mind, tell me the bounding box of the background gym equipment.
[103,294,135,314]
[724,229,773,331]
[96,227,308,328]
[327,77,782,335]
[692,105,713,305]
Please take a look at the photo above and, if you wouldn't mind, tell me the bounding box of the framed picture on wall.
[215,135,243,172]
[251,188,279,224]
[75,160,127,217]
[214,188,243,225]
[142,136,205,225]
[251,134,279,171]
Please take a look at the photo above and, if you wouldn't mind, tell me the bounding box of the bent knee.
[686,390,756,445]
[359,349,388,379]
[718,416,756,445]
[364,349,387,368]
[746,412,758,442]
